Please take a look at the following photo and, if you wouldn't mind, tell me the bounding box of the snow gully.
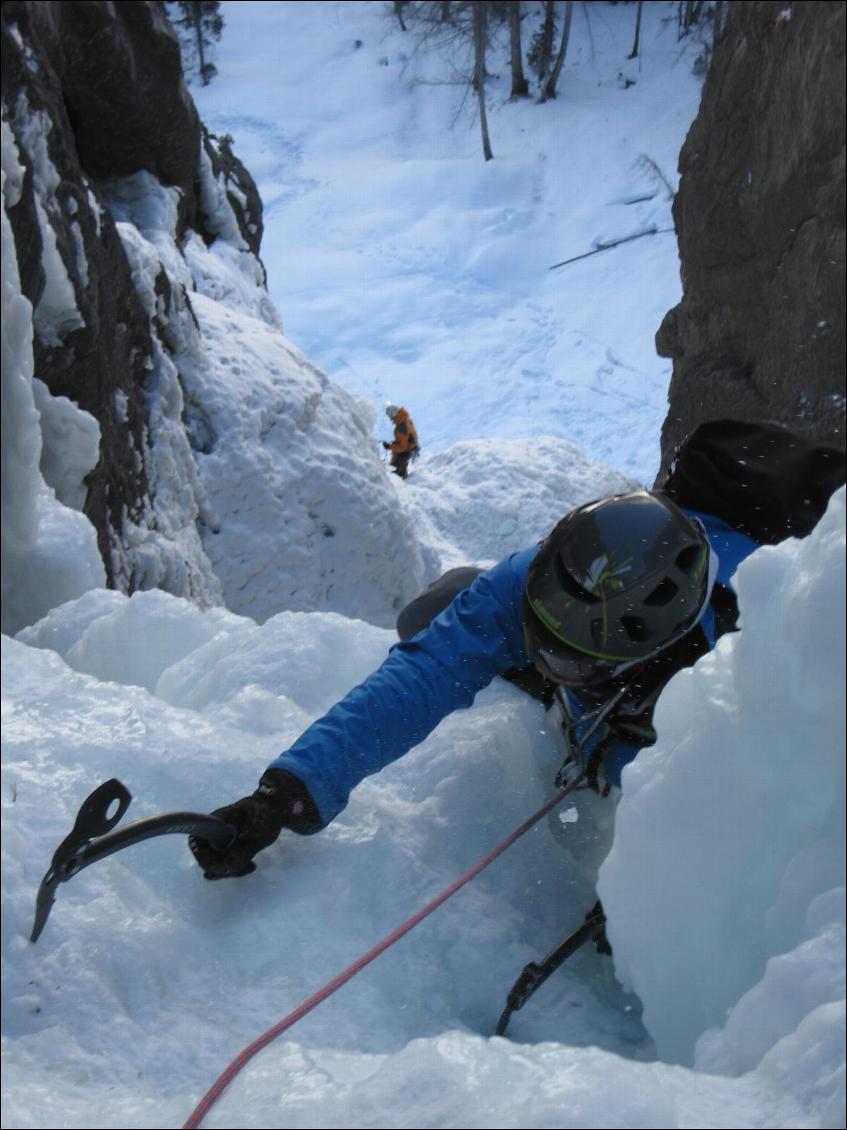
[30,773,590,1128]
[180,772,587,1129]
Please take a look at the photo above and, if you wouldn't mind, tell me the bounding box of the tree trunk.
[536,0,556,84]
[440,1,451,20]
[394,0,407,32]
[192,0,208,84]
[628,1,643,60]
[473,2,493,161]
[540,0,573,102]
[509,1,529,98]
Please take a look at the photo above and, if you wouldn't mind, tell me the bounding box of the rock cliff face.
[656,0,846,481]
[1,0,262,598]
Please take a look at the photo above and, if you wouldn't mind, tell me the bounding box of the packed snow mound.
[176,291,424,627]
[17,587,397,725]
[16,588,248,696]
[3,590,648,1130]
[403,436,639,578]
[599,487,846,1119]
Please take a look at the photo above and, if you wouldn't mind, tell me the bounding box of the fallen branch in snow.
[636,153,677,200]
[548,225,675,270]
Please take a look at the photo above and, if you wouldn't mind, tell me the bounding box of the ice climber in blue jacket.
[189,490,758,879]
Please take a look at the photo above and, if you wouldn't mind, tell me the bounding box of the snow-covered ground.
[2,3,844,1129]
[195,0,700,484]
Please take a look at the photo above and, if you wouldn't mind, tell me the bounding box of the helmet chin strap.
[689,520,719,630]
[551,538,720,792]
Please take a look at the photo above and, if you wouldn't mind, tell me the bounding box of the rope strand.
[183,775,583,1128]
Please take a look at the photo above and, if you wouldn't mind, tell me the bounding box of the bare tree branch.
[628,1,644,60]
[548,226,675,271]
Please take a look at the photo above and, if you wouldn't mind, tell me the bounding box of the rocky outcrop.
[1,1,263,597]
[201,128,264,260]
[656,0,845,481]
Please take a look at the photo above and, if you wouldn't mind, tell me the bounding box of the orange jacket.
[389,408,419,455]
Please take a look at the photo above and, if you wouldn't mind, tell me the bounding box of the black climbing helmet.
[523,491,712,687]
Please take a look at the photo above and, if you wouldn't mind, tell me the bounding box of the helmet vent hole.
[622,615,651,642]
[676,545,701,575]
[645,577,679,606]
[553,554,600,604]
[589,618,607,646]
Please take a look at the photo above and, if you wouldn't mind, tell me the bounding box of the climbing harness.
[554,681,633,794]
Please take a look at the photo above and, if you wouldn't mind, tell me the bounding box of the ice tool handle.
[30,778,236,943]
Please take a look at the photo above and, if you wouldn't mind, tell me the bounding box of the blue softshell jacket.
[269,512,758,827]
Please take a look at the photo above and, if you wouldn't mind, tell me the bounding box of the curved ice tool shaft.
[30,778,236,943]
[495,909,608,1037]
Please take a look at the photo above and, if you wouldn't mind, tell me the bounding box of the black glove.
[382,441,392,450]
[189,769,322,879]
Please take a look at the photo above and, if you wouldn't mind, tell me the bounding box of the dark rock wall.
[1,0,263,591]
[656,0,846,482]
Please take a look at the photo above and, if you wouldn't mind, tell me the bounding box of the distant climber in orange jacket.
[382,403,420,480]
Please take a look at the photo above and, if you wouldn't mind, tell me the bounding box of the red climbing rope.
[183,775,584,1128]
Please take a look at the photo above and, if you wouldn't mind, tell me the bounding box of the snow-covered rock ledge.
[2,2,424,632]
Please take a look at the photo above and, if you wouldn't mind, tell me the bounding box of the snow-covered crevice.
[12,98,85,347]
[31,377,100,512]
[1,118,105,636]
[99,172,222,606]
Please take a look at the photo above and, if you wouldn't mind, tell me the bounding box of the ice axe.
[30,778,236,943]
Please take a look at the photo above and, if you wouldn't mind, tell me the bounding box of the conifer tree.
[171,1,224,86]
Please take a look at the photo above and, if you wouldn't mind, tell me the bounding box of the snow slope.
[194,0,702,483]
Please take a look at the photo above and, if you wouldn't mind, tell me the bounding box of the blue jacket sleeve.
[267,548,537,826]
